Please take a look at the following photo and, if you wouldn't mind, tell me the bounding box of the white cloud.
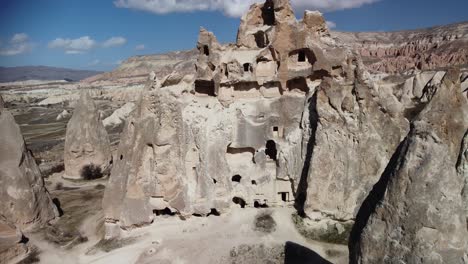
[135,44,145,51]
[11,33,28,43]
[48,36,96,54]
[114,0,378,17]
[102,36,127,48]
[0,33,33,56]
[326,20,337,29]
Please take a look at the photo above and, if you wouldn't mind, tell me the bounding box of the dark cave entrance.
[232,175,242,183]
[233,197,246,208]
[203,45,210,56]
[254,31,268,48]
[279,192,289,202]
[195,80,216,96]
[265,140,277,161]
[254,201,269,208]
[153,208,176,216]
[261,0,275,26]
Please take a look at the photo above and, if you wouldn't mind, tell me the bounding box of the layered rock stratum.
[334,22,468,74]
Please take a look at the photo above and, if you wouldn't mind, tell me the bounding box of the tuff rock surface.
[0,95,57,229]
[102,0,396,236]
[334,22,468,74]
[64,91,112,180]
[0,94,58,262]
[102,2,468,257]
[349,69,468,263]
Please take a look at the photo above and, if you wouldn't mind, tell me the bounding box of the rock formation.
[103,102,136,128]
[64,91,112,180]
[334,22,468,74]
[102,0,384,236]
[56,109,71,121]
[101,0,468,246]
[0,94,58,262]
[0,95,57,229]
[349,69,468,263]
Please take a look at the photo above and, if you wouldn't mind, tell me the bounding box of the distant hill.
[82,50,197,85]
[333,21,468,73]
[0,66,102,83]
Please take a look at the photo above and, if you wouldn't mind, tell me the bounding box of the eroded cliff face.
[0,96,57,230]
[334,22,468,74]
[101,0,468,247]
[0,95,58,262]
[349,69,468,263]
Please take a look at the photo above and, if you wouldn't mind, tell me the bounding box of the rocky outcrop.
[334,22,468,74]
[349,69,468,263]
[103,102,136,128]
[0,94,58,262]
[63,91,112,180]
[101,0,468,246]
[0,96,57,229]
[82,50,197,86]
[56,109,71,121]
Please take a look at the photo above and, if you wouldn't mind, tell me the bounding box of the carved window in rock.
[194,80,216,96]
[203,45,210,56]
[261,0,275,26]
[243,63,253,74]
[254,31,269,48]
[232,175,242,183]
[289,49,317,65]
[286,77,309,93]
[265,140,277,161]
[278,192,289,202]
[232,197,246,208]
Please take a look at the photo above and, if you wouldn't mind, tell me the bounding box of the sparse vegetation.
[254,211,277,233]
[81,164,103,180]
[292,213,353,245]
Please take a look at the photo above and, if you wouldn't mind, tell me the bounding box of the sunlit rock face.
[0,95,58,263]
[102,0,374,236]
[350,69,468,264]
[0,95,57,230]
[102,0,467,243]
[63,91,112,180]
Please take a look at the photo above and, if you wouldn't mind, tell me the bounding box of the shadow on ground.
[284,241,332,264]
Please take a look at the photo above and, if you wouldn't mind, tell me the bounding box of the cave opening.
[298,50,306,62]
[203,45,210,56]
[254,201,269,208]
[208,208,220,216]
[232,175,242,183]
[243,63,252,73]
[254,31,268,48]
[251,180,257,185]
[153,208,176,216]
[278,192,289,202]
[195,80,216,96]
[261,0,275,26]
[233,197,246,208]
[265,140,277,161]
[286,77,309,93]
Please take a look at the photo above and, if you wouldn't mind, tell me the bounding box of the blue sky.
[0,0,466,71]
